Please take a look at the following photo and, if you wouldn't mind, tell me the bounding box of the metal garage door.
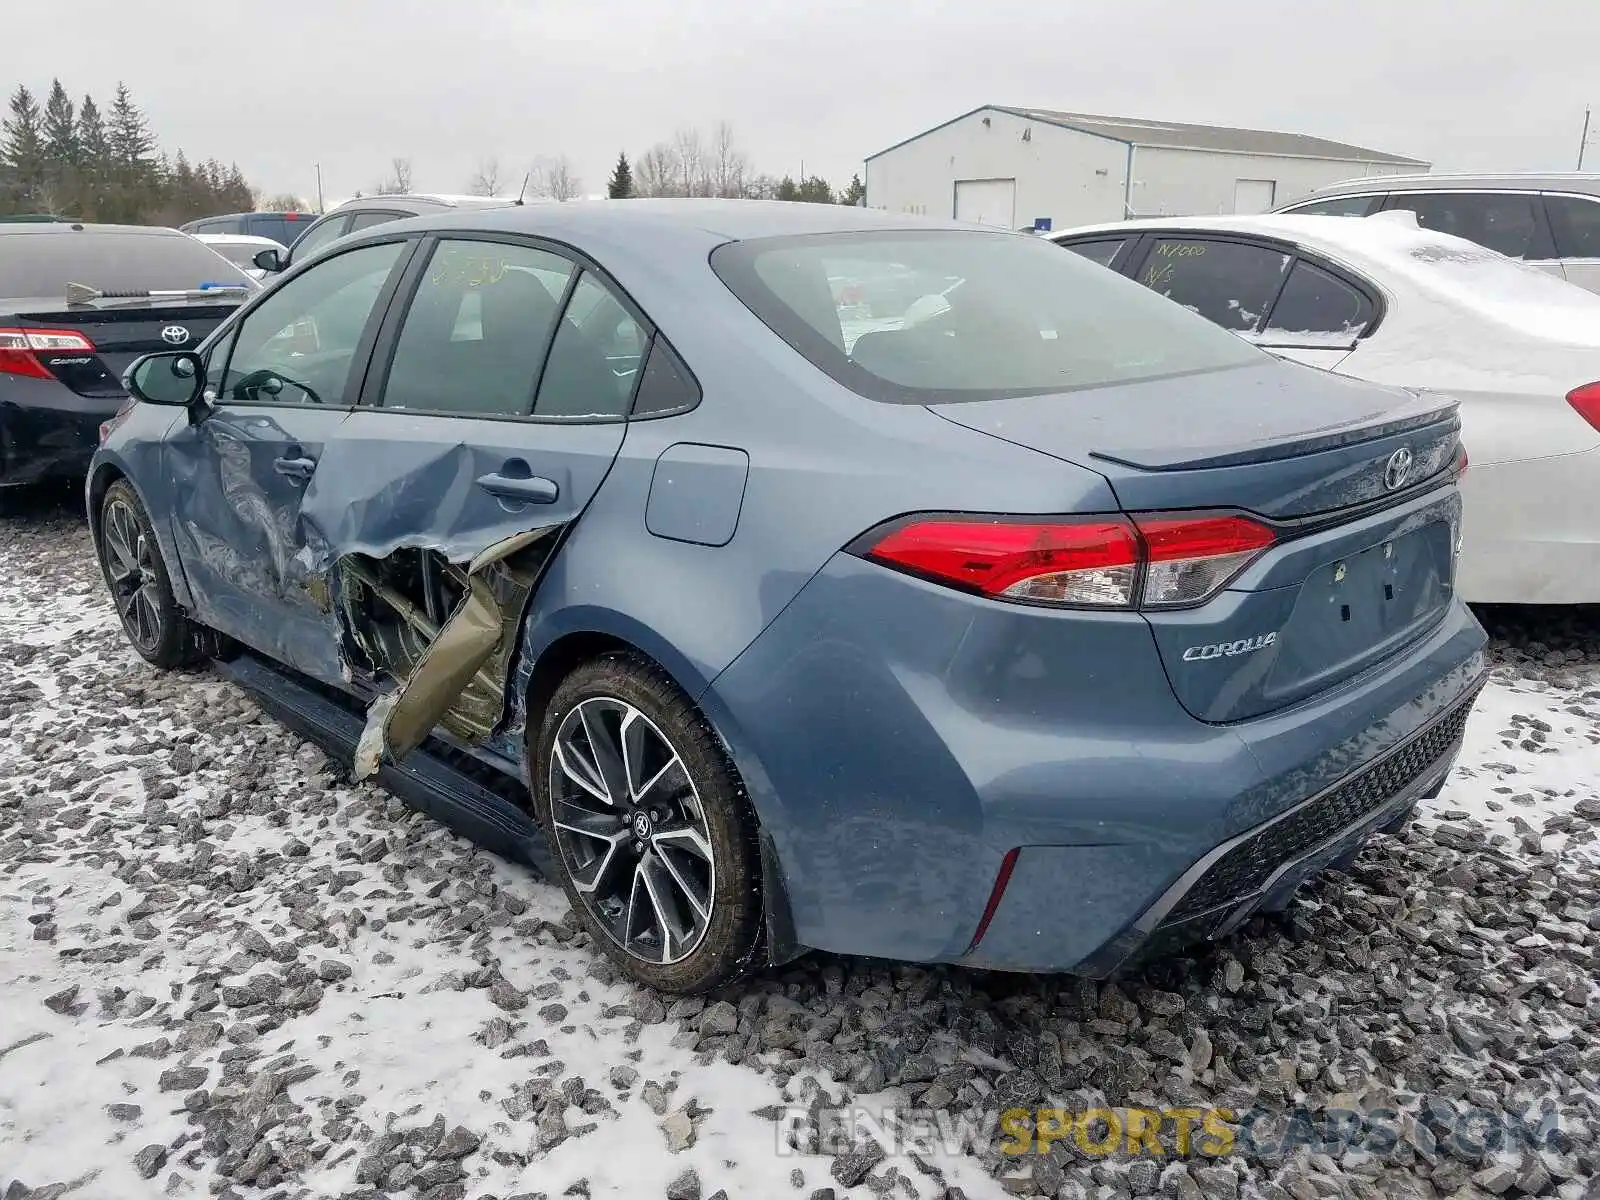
[1233,179,1277,214]
[954,179,1017,227]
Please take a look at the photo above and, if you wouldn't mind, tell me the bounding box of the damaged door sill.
[216,652,554,880]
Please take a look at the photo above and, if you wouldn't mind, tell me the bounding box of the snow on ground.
[1426,674,1600,852]
[3,490,1599,1200]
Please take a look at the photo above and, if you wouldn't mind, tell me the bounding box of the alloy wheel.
[102,497,164,653]
[547,697,715,965]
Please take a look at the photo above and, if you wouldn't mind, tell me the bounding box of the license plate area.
[1322,527,1435,636]
[1261,519,1453,706]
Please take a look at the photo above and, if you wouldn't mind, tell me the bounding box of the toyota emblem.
[1383,447,1414,492]
[160,325,190,346]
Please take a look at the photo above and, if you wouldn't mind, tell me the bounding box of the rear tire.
[96,479,203,670]
[532,652,763,994]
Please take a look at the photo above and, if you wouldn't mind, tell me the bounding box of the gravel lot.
[2,484,1598,1200]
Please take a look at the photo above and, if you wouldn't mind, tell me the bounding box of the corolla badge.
[161,325,191,345]
[1182,632,1278,662]
[1383,446,1414,491]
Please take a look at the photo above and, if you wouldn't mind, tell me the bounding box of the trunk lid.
[930,360,1465,723]
[7,297,243,397]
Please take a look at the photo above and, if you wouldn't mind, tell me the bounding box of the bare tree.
[260,192,306,211]
[530,154,582,202]
[467,156,502,196]
[708,121,749,199]
[672,127,707,196]
[634,144,679,197]
[371,157,414,195]
[741,173,781,201]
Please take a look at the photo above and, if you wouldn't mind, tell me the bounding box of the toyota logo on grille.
[1383,447,1414,492]
[160,325,191,346]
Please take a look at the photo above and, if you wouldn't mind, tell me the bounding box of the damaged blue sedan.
[90,200,1488,994]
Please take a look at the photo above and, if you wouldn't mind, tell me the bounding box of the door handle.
[273,455,317,480]
[475,471,559,504]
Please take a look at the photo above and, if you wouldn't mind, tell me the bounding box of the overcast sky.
[13,0,1598,204]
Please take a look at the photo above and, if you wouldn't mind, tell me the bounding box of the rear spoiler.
[66,281,252,307]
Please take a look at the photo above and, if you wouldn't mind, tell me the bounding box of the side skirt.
[217,652,555,880]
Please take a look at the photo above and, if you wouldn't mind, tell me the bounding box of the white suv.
[1274,173,1600,294]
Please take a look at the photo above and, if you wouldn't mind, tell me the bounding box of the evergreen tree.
[107,81,154,181]
[76,94,109,208]
[3,79,260,222]
[775,174,799,202]
[1,85,46,211]
[795,175,834,204]
[41,80,78,166]
[606,151,634,199]
[838,173,865,206]
[224,162,253,209]
[172,149,195,201]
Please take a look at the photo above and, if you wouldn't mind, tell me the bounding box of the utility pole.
[1580,108,1592,171]
[314,162,325,212]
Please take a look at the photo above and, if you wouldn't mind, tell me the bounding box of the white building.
[864,107,1430,230]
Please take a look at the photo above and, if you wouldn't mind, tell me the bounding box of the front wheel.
[532,653,763,994]
[96,479,202,669]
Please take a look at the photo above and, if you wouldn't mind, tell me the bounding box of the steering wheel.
[232,368,322,407]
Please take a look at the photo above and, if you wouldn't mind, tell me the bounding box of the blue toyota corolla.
[88,200,1487,994]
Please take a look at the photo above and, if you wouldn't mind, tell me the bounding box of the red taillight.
[0,326,96,380]
[1135,515,1277,608]
[1568,382,1600,433]
[865,517,1142,606]
[859,512,1277,610]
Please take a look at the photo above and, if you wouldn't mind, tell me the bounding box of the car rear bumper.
[1,378,122,487]
[705,551,1489,973]
[980,681,1475,976]
[1458,448,1600,603]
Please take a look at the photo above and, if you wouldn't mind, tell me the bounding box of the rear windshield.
[246,214,313,246]
[0,230,256,299]
[711,229,1261,404]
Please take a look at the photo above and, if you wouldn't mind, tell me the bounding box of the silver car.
[1274,173,1600,293]
[253,193,523,276]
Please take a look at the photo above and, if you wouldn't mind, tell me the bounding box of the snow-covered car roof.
[1053,212,1600,348]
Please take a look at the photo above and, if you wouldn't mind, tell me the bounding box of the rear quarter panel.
[504,221,1125,735]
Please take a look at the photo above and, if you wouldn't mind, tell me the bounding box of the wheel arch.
[515,613,804,967]
[87,457,197,611]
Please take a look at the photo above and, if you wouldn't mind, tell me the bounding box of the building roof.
[867,106,1429,167]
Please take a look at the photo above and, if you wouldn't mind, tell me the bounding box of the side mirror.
[124,351,205,406]
[253,246,287,273]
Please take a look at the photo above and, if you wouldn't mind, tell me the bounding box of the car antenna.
[514,173,529,206]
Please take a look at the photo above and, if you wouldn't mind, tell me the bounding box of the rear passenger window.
[1284,196,1381,217]
[630,337,700,417]
[1386,192,1545,259]
[380,240,573,416]
[348,211,404,232]
[1059,238,1125,267]
[1544,195,1600,259]
[1264,261,1375,339]
[534,272,647,419]
[1138,238,1291,332]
